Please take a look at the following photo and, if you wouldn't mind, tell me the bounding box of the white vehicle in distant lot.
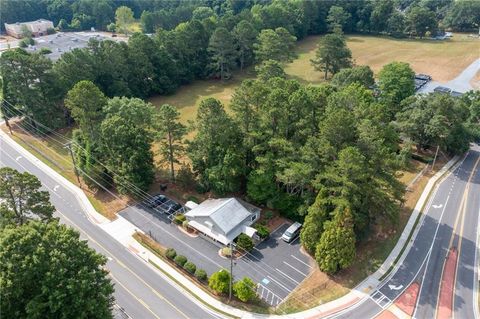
[282,222,302,243]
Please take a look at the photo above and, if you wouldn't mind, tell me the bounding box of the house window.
[251,213,257,222]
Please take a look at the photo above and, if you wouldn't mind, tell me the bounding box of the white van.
[282,222,302,243]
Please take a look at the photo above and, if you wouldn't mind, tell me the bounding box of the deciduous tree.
[0,220,114,318]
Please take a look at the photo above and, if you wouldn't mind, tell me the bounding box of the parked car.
[145,194,167,208]
[282,222,302,243]
[166,203,183,215]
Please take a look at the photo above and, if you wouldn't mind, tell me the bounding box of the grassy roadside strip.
[3,127,112,219]
[133,233,241,319]
[378,157,462,282]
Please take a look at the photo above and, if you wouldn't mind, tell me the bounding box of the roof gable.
[185,198,258,235]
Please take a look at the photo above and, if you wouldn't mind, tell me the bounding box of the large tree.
[188,98,244,194]
[0,220,114,318]
[101,98,155,195]
[314,204,356,274]
[331,65,375,89]
[378,61,415,114]
[254,27,297,63]
[0,167,55,228]
[0,49,63,129]
[233,20,258,70]
[208,27,237,81]
[326,6,351,33]
[115,6,134,35]
[65,80,107,142]
[406,6,438,38]
[155,104,187,181]
[311,34,352,79]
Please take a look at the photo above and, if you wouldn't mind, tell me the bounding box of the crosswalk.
[370,290,392,310]
[257,283,283,307]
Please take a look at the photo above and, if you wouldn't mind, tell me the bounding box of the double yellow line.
[56,209,191,319]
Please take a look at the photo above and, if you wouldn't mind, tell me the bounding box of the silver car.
[281,222,302,243]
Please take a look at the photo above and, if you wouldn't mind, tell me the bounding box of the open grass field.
[287,33,480,84]
[150,33,479,125]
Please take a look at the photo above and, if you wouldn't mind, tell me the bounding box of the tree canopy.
[311,34,352,79]
[0,167,55,228]
[0,220,114,318]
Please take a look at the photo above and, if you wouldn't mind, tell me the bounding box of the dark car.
[166,203,183,215]
[145,194,167,208]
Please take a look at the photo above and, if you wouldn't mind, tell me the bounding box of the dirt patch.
[471,70,480,89]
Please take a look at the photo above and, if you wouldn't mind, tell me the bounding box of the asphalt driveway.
[119,204,313,306]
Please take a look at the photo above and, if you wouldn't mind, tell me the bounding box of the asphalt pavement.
[0,134,223,319]
[333,146,480,319]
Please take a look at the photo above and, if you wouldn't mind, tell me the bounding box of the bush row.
[165,248,208,282]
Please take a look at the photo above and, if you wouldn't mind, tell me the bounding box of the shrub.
[221,247,232,257]
[165,248,177,260]
[174,255,188,267]
[254,225,270,239]
[46,27,55,35]
[183,261,196,274]
[233,277,256,302]
[174,214,186,225]
[208,269,231,295]
[39,47,52,55]
[182,219,189,229]
[194,269,208,282]
[236,233,254,252]
[264,211,274,221]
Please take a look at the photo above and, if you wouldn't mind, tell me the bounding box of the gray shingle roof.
[185,198,258,235]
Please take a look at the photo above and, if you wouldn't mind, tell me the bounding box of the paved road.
[419,58,480,93]
[0,133,223,319]
[333,145,480,319]
[120,204,312,307]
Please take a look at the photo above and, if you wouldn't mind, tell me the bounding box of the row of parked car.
[415,74,432,91]
[144,194,183,216]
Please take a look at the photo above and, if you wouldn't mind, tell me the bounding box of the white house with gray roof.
[185,198,260,246]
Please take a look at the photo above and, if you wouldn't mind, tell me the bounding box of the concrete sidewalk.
[0,127,460,319]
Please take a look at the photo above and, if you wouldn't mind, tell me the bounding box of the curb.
[0,127,465,319]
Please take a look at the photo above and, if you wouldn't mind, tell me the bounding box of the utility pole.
[229,241,234,303]
[65,142,81,187]
[431,145,440,171]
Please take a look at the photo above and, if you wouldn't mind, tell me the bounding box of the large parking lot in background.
[119,199,314,307]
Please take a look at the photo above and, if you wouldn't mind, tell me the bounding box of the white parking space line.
[283,261,308,277]
[289,235,300,244]
[257,283,283,306]
[267,275,293,292]
[275,268,300,285]
[291,255,312,268]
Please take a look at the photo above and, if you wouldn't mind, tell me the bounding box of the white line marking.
[53,185,60,192]
[16,156,22,161]
[266,275,292,292]
[291,255,312,268]
[283,261,308,277]
[275,268,300,284]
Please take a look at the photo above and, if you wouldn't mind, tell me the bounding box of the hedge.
[183,261,197,274]
[174,255,188,267]
[194,269,208,282]
[166,248,177,260]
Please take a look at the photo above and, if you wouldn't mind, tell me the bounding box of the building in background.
[5,19,54,38]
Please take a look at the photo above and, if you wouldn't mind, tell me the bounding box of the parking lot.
[119,197,313,307]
